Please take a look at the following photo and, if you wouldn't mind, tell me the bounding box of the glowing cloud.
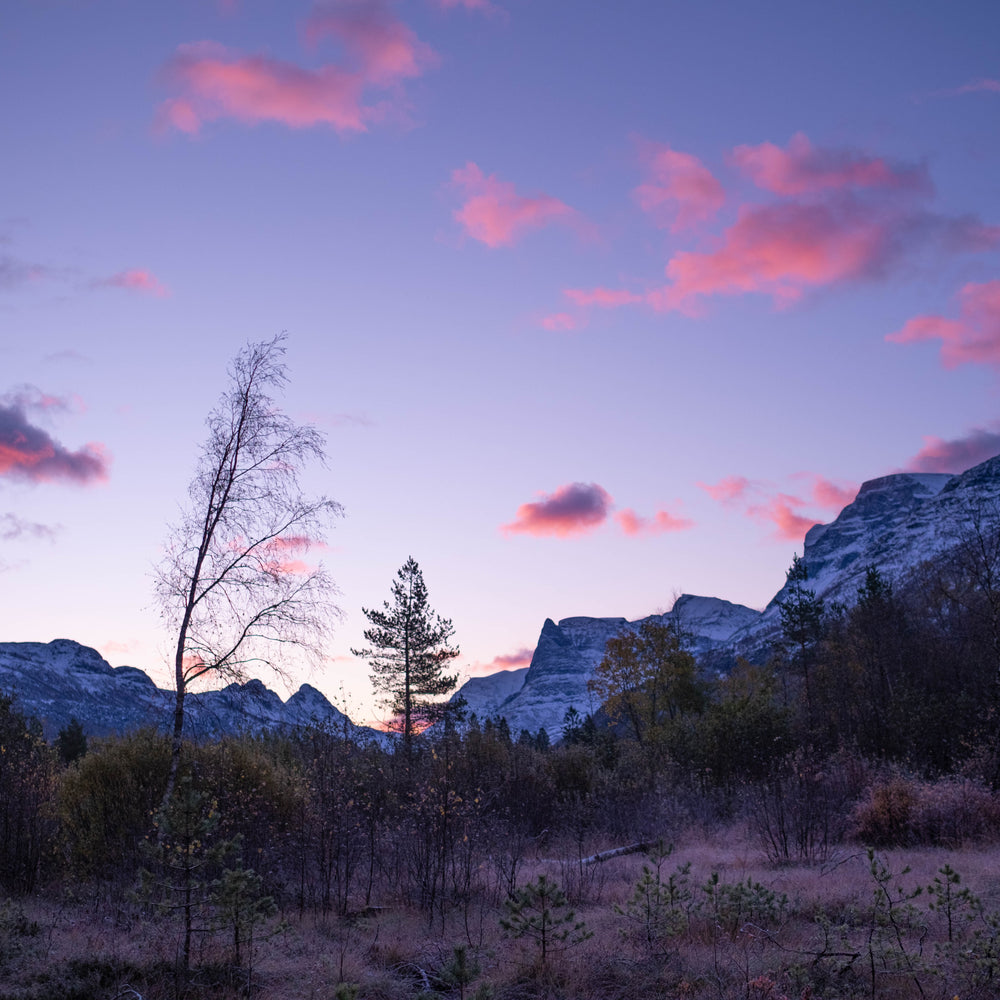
[732,133,930,196]
[502,482,612,538]
[451,163,577,247]
[698,475,751,504]
[469,647,533,676]
[158,8,434,137]
[751,495,821,542]
[906,426,1000,474]
[657,200,895,309]
[0,393,109,485]
[634,143,725,231]
[887,280,1000,369]
[93,269,169,296]
[616,507,694,536]
[803,474,858,510]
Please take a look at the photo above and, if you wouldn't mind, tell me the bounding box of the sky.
[2,0,999,725]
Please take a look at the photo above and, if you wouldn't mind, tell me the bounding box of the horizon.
[2,1,998,725]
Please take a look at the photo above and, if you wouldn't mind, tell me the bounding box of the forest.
[4,533,1000,1000]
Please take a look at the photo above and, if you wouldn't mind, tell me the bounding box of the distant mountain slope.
[0,639,383,743]
[457,454,1000,740]
[456,595,761,739]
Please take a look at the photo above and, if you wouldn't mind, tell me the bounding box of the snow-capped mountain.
[456,454,1000,740]
[456,595,761,740]
[0,639,382,743]
[6,455,1000,746]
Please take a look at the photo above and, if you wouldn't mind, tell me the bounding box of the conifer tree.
[353,557,460,748]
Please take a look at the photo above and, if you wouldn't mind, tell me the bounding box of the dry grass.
[4,823,1000,1000]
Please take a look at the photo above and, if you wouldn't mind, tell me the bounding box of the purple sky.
[3,0,999,723]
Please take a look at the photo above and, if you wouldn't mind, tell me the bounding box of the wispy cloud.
[887,279,1000,369]
[468,646,533,676]
[616,506,694,536]
[92,268,169,297]
[634,142,725,231]
[502,482,612,538]
[731,132,930,196]
[0,390,109,485]
[905,425,1000,473]
[0,513,59,542]
[934,78,1000,98]
[539,312,583,331]
[700,471,856,542]
[564,287,643,308]
[450,163,578,247]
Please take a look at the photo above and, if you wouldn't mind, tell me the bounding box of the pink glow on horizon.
[616,507,694,536]
[564,287,642,308]
[451,162,577,247]
[887,280,1000,368]
[634,143,725,231]
[95,269,169,297]
[731,132,930,196]
[502,482,612,538]
[907,425,1000,473]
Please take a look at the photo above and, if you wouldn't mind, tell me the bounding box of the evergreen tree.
[776,554,826,710]
[353,557,460,748]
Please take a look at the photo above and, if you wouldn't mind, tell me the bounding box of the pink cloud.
[906,425,1000,474]
[803,474,858,511]
[502,482,612,538]
[887,280,1000,369]
[698,475,751,504]
[752,495,821,542]
[656,200,896,310]
[732,132,930,196]
[634,143,725,231]
[93,268,169,297]
[451,162,577,247]
[302,2,436,86]
[616,507,694,536]
[0,395,109,485]
[468,647,533,676]
[540,312,582,331]
[564,287,642,308]
[158,10,434,138]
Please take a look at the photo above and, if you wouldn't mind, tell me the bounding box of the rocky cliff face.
[0,639,381,742]
[457,596,762,739]
[458,454,1000,740]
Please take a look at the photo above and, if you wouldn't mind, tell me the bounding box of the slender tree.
[155,334,341,814]
[352,557,459,748]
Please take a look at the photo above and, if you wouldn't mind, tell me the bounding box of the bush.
[850,773,1000,847]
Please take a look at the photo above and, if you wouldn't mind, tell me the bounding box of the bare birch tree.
[155,334,341,811]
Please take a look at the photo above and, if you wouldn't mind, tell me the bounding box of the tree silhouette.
[353,557,459,749]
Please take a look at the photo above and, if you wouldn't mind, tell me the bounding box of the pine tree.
[353,557,460,748]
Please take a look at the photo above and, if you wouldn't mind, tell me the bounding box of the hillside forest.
[5,525,1000,999]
